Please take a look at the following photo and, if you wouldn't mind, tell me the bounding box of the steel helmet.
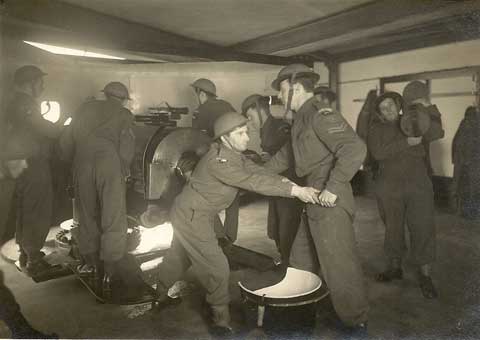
[402,81,429,106]
[271,64,319,91]
[241,94,263,114]
[314,86,337,102]
[213,112,248,140]
[374,91,404,117]
[14,65,47,85]
[102,81,131,100]
[191,78,217,96]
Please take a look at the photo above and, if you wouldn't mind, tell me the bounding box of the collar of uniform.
[296,96,322,116]
[217,142,243,162]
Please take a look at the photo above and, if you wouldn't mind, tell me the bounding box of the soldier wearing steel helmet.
[58,81,153,302]
[369,85,444,299]
[191,78,240,245]
[191,78,236,138]
[241,93,304,266]
[4,65,64,277]
[154,112,320,335]
[265,63,369,334]
[0,132,57,338]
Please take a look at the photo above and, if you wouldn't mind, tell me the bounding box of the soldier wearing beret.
[265,64,369,334]
[154,112,320,335]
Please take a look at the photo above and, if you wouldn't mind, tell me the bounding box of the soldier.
[5,65,63,276]
[241,94,304,265]
[265,64,369,334]
[191,78,239,244]
[368,90,444,299]
[59,82,153,302]
[154,112,320,335]
[191,78,236,138]
[0,133,56,338]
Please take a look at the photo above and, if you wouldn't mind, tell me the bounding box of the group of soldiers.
[0,62,444,337]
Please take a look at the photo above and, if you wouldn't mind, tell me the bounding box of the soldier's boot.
[25,257,53,278]
[152,281,181,311]
[418,264,438,299]
[375,258,403,282]
[77,253,99,278]
[209,304,234,337]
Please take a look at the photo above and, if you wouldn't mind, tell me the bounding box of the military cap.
[271,64,320,91]
[241,94,264,114]
[314,86,337,102]
[213,112,248,140]
[191,78,217,96]
[102,81,131,100]
[374,91,404,115]
[402,81,429,106]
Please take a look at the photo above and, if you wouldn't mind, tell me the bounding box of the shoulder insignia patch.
[327,122,348,134]
[318,108,333,115]
[216,157,228,163]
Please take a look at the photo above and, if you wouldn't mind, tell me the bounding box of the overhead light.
[24,41,125,60]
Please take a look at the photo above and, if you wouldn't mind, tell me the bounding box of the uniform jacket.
[192,98,236,137]
[5,92,59,160]
[176,143,294,214]
[265,97,366,213]
[368,104,444,181]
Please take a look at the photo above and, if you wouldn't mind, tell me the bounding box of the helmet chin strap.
[285,72,297,118]
[220,135,233,150]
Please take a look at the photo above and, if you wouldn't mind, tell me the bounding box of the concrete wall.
[1,37,282,128]
[338,39,480,177]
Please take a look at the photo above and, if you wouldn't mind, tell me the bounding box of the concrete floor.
[1,195,480,339]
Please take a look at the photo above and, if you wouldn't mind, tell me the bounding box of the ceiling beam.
[231,0,480,56]
[2,0,314,65]
[333,12,480,62]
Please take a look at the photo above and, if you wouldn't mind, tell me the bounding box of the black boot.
[209,304,234,337]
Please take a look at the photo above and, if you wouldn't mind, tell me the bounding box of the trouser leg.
[174,207,230,306]
[289,212,320,273]
[275,197,303,264]
[0,180,15,243]
[156,235,192,290]
[74,167,101,258]
[15,160,53,261]
[307,205,369,327]
[224,194,239,242]
[405,181,436,266]
[98,164,127,263]
[376,190,407,261]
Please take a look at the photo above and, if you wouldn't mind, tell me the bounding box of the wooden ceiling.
[2,0,480,65]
